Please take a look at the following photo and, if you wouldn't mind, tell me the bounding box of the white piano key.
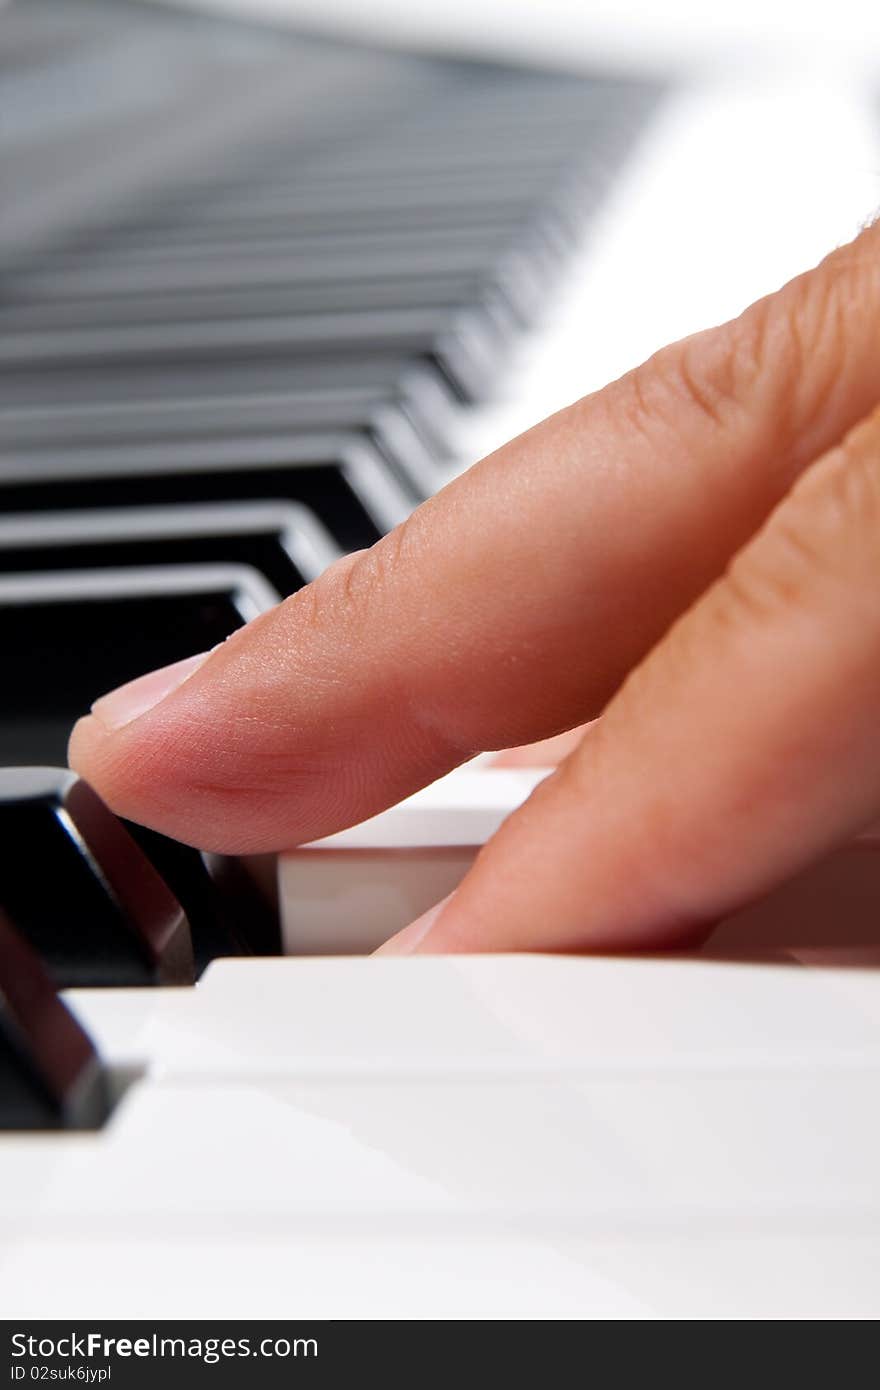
[4,1222,877,1320]
[65,954,880,1081]
[562,1233,880,1321]
[279,847,476,956]
[442,75,880,485]
[6,1226,880,1319]
[4,1056,880,1317]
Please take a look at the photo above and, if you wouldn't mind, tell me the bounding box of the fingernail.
[90,651,212,731]
[374,895,453,956]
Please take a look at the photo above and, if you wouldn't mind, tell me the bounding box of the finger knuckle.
[280,524,415,641]
[621,224,880,460]
[336,520,418,608]
[626,306,773,441]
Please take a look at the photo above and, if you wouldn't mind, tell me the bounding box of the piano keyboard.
[2,0,880,1320]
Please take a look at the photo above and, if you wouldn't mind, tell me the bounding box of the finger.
[381,403,880,953]
[70,222,880,853]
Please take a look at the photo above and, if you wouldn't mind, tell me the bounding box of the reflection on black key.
[0,768,193,989]
[0,502,340,599]
[0,564,276,766]
[0,439,409,553]
[0,909,110,1130]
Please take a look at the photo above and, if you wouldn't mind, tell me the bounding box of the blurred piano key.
[0,909,111,1130]
[0,390,439,498]
[123,820,280,972]
[279,766,550,954]
[279,765,880,956]
[0,305,513,407]
[0,357,461,464]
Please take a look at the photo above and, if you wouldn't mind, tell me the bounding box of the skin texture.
[69,219,880,953]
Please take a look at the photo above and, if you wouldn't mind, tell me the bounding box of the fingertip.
[67,712,106,782]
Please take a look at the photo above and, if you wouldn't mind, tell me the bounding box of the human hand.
[69,219,880,953]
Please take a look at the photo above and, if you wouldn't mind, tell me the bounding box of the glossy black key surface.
[0,392,437,498]
[124,822,281,970]
[0,305,503,403]
[0,565,275,767]
[0,768,194,989]
[0,909,110,1130]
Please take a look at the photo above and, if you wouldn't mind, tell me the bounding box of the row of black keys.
[0,763,270,1132]
[0,70,658,765]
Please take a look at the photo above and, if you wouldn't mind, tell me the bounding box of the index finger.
[69,222,880,852]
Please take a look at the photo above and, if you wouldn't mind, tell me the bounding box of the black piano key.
[0,909,111,1131]
[0,305,507,403]
[0,564,277,767]
[0,767,194,989]
[123,821,281,969]
[0,437,410,553]
[120,823,246,971]
[0,502,340,598]
[0,391,438,499]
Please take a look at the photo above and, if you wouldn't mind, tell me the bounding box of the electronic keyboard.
[2,0,880,1320]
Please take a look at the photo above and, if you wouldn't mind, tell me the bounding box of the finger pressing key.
[380,404,880,952]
